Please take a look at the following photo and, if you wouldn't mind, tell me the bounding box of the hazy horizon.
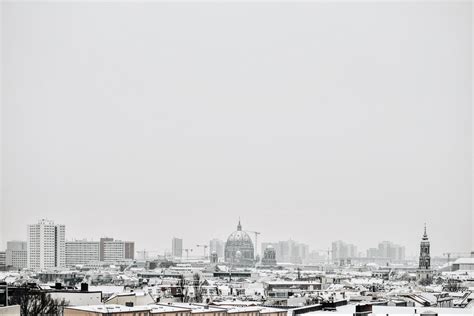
[1,2,473,257]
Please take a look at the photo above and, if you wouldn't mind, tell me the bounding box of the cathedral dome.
[224,220,254,266]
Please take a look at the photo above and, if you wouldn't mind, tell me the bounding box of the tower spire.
[237,218,242,231]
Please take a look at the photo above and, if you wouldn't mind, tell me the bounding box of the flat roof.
[223,307,263,313]
[453,258,474,265]
[64,304,150,314]
[304,305,473,315]
[149,304,192,313]
[171,303,227,313]
[265,281,321,285]
[212,301,262,307]
[259,307,288,314]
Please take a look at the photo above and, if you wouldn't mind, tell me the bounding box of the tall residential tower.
[27,219,66,269]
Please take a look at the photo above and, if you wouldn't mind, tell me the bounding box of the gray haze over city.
[1,2,473,257]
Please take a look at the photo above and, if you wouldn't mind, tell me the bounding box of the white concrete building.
[452,257,474,271]
[27,219,66,269]
[48,290,102,306]
[102,239,134,262]
[66,240,100,266]
[0,252,5,270]
[6,240,27,269]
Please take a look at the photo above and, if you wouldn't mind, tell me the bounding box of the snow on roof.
[259,307,287,314]
[89,285,125,294]
[453,258,474,265]
[171,303,227,313]
[225,306,264,313]
[65,304,150,313]
[265,281,321,285]
[212,300,261,306]
[148,304,192,313]
[305,305,473,315]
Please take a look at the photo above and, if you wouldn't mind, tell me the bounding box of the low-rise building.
[105,291,155,306]
[172,303,227,316]
[451,258,474,271]
[148,304,192,316]
[258,307,287,316]
[222,306,263,316]
[49,289,102,306]
[64,304,151,315]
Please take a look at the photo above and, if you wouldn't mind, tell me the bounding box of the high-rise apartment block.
[366,241,405,261]
[172,237,183,258]
[261,240,309,264]
[66,240,100,266]
[65,238,134,266]
[100,238,134,262]
[331,240,358,261]
[27,219,66,269]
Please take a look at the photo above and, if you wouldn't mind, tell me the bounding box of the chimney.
[80,283,89,292]
[55,282,62,290]
[354,304,372,316]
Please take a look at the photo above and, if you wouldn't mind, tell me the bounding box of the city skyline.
[4,217,463,259]
[0,2,472,315]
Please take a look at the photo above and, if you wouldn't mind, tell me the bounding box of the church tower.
[417,224,432,284]
[419,224,430,269]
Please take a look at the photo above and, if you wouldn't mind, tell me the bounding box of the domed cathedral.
[224,219,255,267]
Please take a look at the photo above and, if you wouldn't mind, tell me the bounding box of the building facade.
[0,252,5,271]
[6,241,27,269]
[66,240,100,266]
[101,239,134,262]
[99,237,113,261]
[27,219,66,270]
[262,245,277,266]
[172,237,183,258]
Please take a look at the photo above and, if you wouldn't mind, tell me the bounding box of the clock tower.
[417,224,432,284]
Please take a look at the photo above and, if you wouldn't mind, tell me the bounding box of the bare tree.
[8,285,68,316]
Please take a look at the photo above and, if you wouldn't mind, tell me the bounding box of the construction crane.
[196,244,208,259]
[443,252,474,264]
[184,248,193,259]
[246,231,261,259]
[136,249,163,260]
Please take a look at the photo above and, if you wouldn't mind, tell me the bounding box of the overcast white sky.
[1,1,473,257]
